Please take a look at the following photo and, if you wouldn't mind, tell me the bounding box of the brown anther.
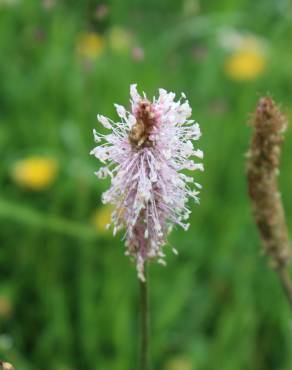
[129,100,156,149]
[129,120,146,147]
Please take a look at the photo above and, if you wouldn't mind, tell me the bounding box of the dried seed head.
[246,97,290,268]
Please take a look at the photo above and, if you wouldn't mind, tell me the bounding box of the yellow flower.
[11,157,58,190]
[76,32,104,60]
[225,47,266,81]
[108,26,133,53]
[92,206,113,234]
[165,356,193,370]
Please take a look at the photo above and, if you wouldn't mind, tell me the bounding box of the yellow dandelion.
[107,26,133,53]
[11,157,58,190]
[91,206,113,234]
[76,32,104,60]
[165,356,193,370]
[225,48,266,81]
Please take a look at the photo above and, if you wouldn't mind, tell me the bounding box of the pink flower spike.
[91,84,203,280]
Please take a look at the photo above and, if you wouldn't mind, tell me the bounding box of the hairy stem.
[139,263,150,370]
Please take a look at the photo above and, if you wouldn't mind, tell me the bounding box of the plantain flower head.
[91,85,203,280]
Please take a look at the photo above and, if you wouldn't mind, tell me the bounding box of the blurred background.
[1,0,292,369]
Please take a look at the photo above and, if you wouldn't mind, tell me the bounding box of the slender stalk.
[277,267,292,308]
[139,263,150,370]
[246,97,292,309]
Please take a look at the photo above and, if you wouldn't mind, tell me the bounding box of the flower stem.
[277,267,292,309]
[139,263,150,370]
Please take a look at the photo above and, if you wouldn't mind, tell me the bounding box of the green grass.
[1,0,292,369]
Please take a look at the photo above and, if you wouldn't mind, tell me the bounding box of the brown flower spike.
[247,97,292,306]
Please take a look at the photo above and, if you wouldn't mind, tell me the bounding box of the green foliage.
[1,0,292,369]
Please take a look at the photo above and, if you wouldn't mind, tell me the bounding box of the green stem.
[139,263,150,370]
[277,266,292,309]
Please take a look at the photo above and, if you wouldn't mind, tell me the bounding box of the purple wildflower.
[91,85,203,280]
